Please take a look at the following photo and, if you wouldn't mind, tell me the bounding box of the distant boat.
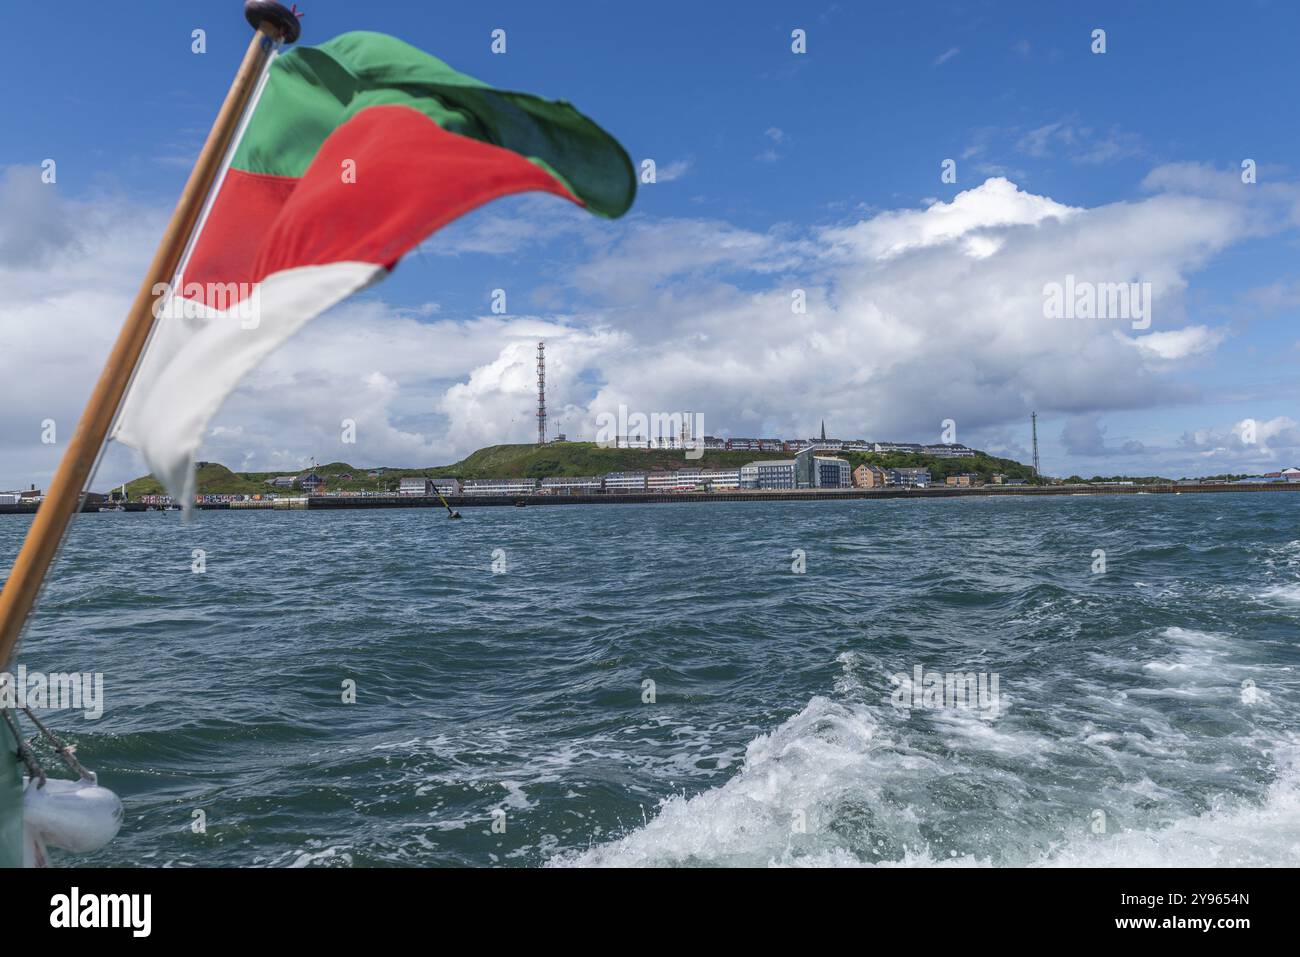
[514,499,527,508]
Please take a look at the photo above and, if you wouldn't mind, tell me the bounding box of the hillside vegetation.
[123,442,1037,495]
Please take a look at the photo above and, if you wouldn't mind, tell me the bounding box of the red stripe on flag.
[184,170,297,297]
[182,105,582,308]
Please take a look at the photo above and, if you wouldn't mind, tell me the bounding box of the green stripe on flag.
[231,31,635,218]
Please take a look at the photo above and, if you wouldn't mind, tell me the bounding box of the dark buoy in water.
[432,486,461,520]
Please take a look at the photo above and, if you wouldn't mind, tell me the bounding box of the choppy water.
[2,492,1298,867]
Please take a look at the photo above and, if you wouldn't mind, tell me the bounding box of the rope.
[20,707,93,783]
[1,708,45,789]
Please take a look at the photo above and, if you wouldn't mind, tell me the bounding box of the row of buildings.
[397,446,1003,497]
[0,485,42,506]
[615,433,978,458]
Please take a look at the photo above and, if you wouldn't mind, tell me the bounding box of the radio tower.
[1031,411,1040,479]
[536,341,546,446]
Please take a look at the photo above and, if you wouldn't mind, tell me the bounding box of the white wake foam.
[552,693,1300,868]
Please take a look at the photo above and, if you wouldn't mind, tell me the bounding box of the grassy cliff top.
[124,443,1037,495]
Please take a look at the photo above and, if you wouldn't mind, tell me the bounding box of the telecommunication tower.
[536,341,546,446]
[1031,411,1040,479]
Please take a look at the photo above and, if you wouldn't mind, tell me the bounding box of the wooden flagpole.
[0,2,302,669]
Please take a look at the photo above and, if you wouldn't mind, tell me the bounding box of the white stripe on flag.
[112,261,385,511]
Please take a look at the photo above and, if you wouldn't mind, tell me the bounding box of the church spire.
[820,420,826,441]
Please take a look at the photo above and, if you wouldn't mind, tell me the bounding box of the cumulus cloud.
[818,177,1076,260]
[0,167,165,488]
[1,165,1294,488]
[543,175,1261,455]
[1178,416,1300,465]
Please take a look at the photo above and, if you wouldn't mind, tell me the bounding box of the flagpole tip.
[245,0,303,44]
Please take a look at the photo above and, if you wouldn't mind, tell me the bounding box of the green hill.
[424,443,780,479]
[123,442,1036,495]
[841,449,1035,485]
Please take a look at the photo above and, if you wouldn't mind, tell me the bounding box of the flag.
[113,31,634,504]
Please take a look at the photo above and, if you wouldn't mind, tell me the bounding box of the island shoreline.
[2,481,1297,514]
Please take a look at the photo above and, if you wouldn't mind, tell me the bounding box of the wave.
[551,694,1300,868]
[1260,583,1300,605]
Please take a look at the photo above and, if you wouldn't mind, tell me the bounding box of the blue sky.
[2,0,1298,485]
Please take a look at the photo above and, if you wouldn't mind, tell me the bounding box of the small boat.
[514,499,527,507]
[96,506,125,513]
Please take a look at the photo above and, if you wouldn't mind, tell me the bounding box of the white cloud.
[1122,325,1226,362]
[933,47,960,66]
[1,166,1293,488]
[657,158,692,182]
[818,177,1076,260]
[1178,416,1300,466]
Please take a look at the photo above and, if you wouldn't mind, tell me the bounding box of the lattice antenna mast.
[1031,411,1040,479]
[536,341,546,446]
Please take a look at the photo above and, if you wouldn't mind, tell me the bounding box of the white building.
[923,443,976,458]
[603,471,648,491]
[398,477,433,495]
[462,478,539,496]
[699,469,740,490]
[539,476,602,495]
[432,478,461,495]
[646,471,690,491]
[873,442,924,454]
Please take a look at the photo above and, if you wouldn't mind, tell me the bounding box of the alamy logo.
[889,665,1000,719]
[1042,275,1152,330]
[151,279,262,329]
[50,887,151,937]
[594,405,705,459]
[0,666,104,719]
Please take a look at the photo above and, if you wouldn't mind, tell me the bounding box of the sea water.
[1,492,1297,867]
